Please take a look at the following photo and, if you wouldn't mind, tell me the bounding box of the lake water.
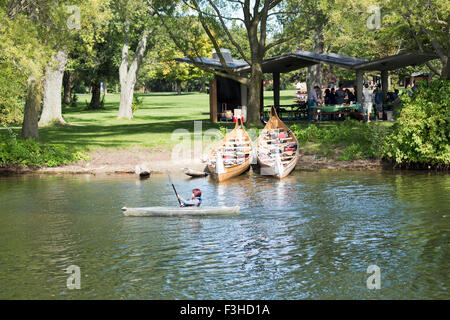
[0,171,449,299]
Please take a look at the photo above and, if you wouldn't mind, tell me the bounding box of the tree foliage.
[383,80,450,168]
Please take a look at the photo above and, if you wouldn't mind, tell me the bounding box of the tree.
[140,19,213,94]
[39,50,68,125]
[1,1,57,139]
[386,0,449,79]
[112,0,156,119]
[152,0,300,125]
[69,0,115,110]
[39,0,114,120]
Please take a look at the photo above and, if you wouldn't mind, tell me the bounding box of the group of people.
[307,82,405,122]
[362,84,402,122]
[307,83,357,121]
[324,86,356,106]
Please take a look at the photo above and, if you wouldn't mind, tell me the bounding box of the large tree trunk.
[306,30,324,96]
[245,21,264,127]
[176,80,182,95]
[247,62,264,125]
[118,25,149,119]
[22,77,43,140]
[63,70,73,105]
[39,50,68,126]
[89,81,101,109]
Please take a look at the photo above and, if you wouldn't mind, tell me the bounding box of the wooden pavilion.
[177,49,438,122]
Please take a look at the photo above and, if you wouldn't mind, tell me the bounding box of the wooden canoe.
[122,206,240,217]
[207,118,252,182]
[256,106,299,179]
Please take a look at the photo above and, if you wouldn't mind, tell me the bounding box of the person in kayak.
[177,189,202,207]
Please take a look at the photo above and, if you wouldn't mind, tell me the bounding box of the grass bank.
[0,90,394,171]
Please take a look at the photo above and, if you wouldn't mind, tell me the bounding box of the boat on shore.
[122,206,240,217]
[256,106,299,179]
[182,168,209,178]
[207,118,252,182]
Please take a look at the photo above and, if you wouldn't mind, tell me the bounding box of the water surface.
[0,171,449,299]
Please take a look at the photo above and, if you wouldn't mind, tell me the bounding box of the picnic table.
[263,104,308,120]
[312,104,361,121]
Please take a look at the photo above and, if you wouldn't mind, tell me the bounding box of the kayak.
[121,206,240,217]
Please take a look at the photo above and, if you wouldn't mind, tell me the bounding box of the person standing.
[308,85,320,121]
[335,83,346,105]
[362,83,373,122]
[405,83,414,97]
[374,85,384,120]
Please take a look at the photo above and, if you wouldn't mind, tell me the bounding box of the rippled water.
[0,171,449,299]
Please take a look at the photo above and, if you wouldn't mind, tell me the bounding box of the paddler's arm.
[177,195,199,207]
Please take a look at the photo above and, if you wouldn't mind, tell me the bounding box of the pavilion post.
[355,69,364,103]
[260,80,264,117]
[381,70,389,102]
[209,77,218,122]
[273,72,280,108]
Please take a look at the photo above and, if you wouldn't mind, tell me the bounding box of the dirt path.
[0,146,385,176]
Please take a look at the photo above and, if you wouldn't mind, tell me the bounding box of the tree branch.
[150,1,248,85]
[205,0,250,64]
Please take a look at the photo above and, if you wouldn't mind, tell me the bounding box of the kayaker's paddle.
[168,174,182,207]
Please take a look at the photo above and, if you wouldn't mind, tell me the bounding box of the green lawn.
[1,90,298,150]
[38,92,215,149]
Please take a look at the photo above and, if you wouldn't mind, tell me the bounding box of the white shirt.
[362,88,372,103]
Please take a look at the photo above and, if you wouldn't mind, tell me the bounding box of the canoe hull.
[122,206,240,217]
[256,106,299,179]
[208,160,250,182]
[257,158,297,179]
[208,118,252,182]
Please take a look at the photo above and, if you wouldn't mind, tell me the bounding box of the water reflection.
[0,171,449,299]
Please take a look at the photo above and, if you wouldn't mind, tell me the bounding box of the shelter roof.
[353,52,439,71]
[176,51,439,73]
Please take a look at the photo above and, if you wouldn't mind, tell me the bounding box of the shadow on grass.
[136,92,202,97]
[37,120,233,148]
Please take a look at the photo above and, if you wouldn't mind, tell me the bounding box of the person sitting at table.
[330,88,337,105]
[324,88,332,105]
[345,89,356,103]
[335,83,346,105]
[307,86,320,121]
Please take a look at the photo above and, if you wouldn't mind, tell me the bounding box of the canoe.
[121,206,240,217]
[256,106,299,179]
[207,118,252,182]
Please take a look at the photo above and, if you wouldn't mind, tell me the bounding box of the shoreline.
[0,146,387,176]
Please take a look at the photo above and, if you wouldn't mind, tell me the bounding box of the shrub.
[0,133,89,168]
[382,79,450,168]
[290,119,391,160]
[132,94,143,114]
